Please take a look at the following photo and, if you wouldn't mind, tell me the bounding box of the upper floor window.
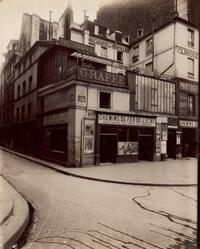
[16,107,20,121]
[132,45,139,63]
[145,62,153,72]
[101,46,107,58]
[21,105,25,121]
[137,28,143,38]
[27,102,32,119]
[146,38,153,56]
[17,85,20,98]
[188,58,194,78]
[117,51,123,62]
[99,91,111,109]
[29,76,33,92]
[188,29,194,47]
[22,81,26,95]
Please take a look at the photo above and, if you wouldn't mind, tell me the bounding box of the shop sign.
[118,142,138,155]
[78,95,86,102]
[59,38,94,54]
[89,36,129,53]
[177,46,199,59]
[168,117,178,127]
[179,120,198,128]
[98,114,156,127]
[78,67,126,86]
[180,82,198,93]
[83,119,95,155]
[43,112,68,126]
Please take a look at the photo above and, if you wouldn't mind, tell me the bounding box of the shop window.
[50,128,68,152]
[22,81,26,95]
[146,38,153,56]
[101,46,107,58]
[99,91,111,109]
[188,29,194,47]
[188,58,194,78]
[29,76,32,92]
[117,51,123,62]
[17,85,20,98]
[187,94,195,116]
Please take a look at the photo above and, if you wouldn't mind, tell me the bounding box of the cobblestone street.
[0,150,197,249]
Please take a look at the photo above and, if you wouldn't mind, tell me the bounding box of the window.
[187,94,195,115]
[22,81,26,95]
[137,28,143,38]
[21,105,25,120]
[145,62,153,72]
[188,29,194,47]
[16,108,20,121]
[50,128,68,152]
[188,58,194,78]
[17,85,20,98]
[132,45,139,62]
[27,102,32,119]
[101,46,107,58]
[117,51,123,62]
[29,76,32,91]
[99,92,111,109]
[146,38,153,56]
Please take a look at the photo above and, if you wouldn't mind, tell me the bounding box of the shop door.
[167,130,176,159]
[139,134,154,161]
[100,134,117,163]
[182,129,196,157]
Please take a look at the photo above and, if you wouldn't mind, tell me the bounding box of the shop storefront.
[39,112,68,165]
[179,120,198,157]
[95,113,156,164]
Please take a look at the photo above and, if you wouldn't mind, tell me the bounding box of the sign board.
[89,36,129,53]
[177,46,199,59]
[98,114,156,127]
[179,120,198,128]
[78,67,126,86]
[43,112,68,126]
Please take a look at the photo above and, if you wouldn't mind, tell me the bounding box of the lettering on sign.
[179,120,197,128]
[177,46,199,59]
[98,114,156,127]
[43,112,68,126]
[78,67,126,86]
[89,36,129,53]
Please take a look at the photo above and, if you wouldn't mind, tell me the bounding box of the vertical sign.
[156,123,161,153]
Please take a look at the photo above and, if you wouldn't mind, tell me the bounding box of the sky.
[0,0,108,66]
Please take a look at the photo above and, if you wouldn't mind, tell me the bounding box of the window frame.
[188,28,194,48]
[187,57,194,78]
[99,91,112,109]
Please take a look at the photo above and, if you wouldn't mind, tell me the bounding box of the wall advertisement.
[118,142,138,155]
[83,119,95,155]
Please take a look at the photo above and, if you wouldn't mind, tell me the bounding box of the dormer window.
[137,28,143,38]
[94,25,99,35]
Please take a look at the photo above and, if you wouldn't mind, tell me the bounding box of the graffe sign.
[78,67,126,86]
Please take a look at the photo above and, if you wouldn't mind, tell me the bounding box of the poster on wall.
[118,142,138,155]
[83,119,95,155]
[83,136,94,155]
[156,123,161,153]
[161,123,168,141]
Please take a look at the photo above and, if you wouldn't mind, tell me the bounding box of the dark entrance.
[100,134,117,163]
[182,128,197,157]
[167,129,176,159]
[139,134,154,161]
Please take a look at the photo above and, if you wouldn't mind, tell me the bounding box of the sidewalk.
[1,147,197,186]
[0,176,29,249]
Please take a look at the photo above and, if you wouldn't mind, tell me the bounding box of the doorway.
[100,134,117,163]
[139,134,154,161]
[167,130,176,159]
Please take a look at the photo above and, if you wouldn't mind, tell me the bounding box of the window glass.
[188,58,194,78]
[117,51,123,62]
[99,92,111,109]
[146,38,153,56]
[188,29,194,47]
